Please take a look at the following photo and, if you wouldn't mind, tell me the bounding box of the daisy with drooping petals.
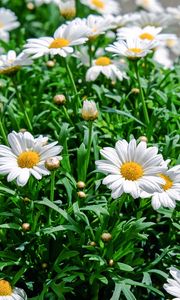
[86,56,127,82]
[153,47,173,69]
[135,0,163,13]
[106,38,156,59]
[0,279,27,299]
[0,131,63,186]
[141,165,180,209]
[0,50,33,75]
[111,13,140,29]
[95,139,166,199]
[23,19,90,59]
[59,0,76,19]
[80,0,120,15]
[164,267,180,300]
[83,14,114,39]
[0,8,20,42]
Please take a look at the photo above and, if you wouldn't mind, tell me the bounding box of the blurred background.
[122,0,179,11]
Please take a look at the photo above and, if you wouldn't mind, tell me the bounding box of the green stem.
[88,40,93,67]
[91,282,99,300]
[48,171,56,225]
[0,118,8,144]
[64,59,81,115]
[85,121,93,180]
[134,61,149,125]
[62,105,74,127]
[50,171,56,203]
[11,76,33,132]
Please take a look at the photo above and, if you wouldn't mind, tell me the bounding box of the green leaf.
[122,283,137,300]
[77,143,87,181]
[116,263,134,272]
[110,283,122,300]
[0,223,20,230]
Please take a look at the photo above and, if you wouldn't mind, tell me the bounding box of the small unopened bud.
[45,157,60,171]
[53,94,66,105]
[77,191,86,198]
[76,181,86,189]
[59,0,76,19]
[23,197,31,203]
[22,223,30,231]
[46,60,56,68]
[82,100,98,121]
[101,232,112,242]
[131,88,140,94]
[27,2,35,10]
[108,259,114,266]
[139,136,148,143]
[42,262,48,269]
[19,128,27,133]
[89,241,96,247]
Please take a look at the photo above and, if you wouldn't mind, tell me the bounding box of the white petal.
[16,169,30,186]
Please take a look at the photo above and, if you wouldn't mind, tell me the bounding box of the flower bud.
[77,191,86,198]
[42,262,48,269]
[131,88,140,94]
[23,197,31,203]
[101,232,112,242]
[139,136,148,143]
[27,2,35,10]
[53,94,66,105]
[82,100,98,121]
[19,128,27,133]
[76,181,86,189]
[22,223,30,231]
[45,157,60,171]
[89,241,96,247]
[59,0,76,19]
[46,60,56,68]
[108,259,114,266]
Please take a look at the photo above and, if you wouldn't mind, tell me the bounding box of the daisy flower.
[141,165,180,209]
[59,0,76,19]
[111,13,140,29]
[0,131,63,186]
[82,100,98,121]
[23,19,90,59]
[84,14,114,39]
[135,0,163,13]
[134,11,171,28]
[0,8,19,41]
[164,267,180,300]
[80,0,120,15]
[86,56,127,82]
[167,6,180,24]
[0,279,27,299]
[95,139,166,199]
[153,47,173,69]
[106,38,156,59]
[0,50,33,75]
[117,26,173,44]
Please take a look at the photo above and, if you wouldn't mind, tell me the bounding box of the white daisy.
[106,38,156,59]
[80,0,120,15]
[153,47,173,69]
[0,50,33,75]
[0,131,63,186]
[0,8,19,38]
[135,0,164,13]
[23,19,90,59]
[117,26,173,44]
[164,267,180,300]
[86,56,127,82]
[167,6,180,24]
[83,14,114,39]
[111,13,140,29]
[59,0,76,19]
[134,11,171,28]
[0,279,27,299]
[95,139,166,199]
[141,165,180,209]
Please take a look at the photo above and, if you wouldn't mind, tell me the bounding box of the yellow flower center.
[17,151,40,168]
[0,66,20,75]
[159,174,173,191]
[95,56,111,66]
[49,38,70,49]
[120,162,144,181]
[139,33,154,40]
[166,39,176,47]
[91,0,105,9]
[0,280,12,296]
[128,48,142,54]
